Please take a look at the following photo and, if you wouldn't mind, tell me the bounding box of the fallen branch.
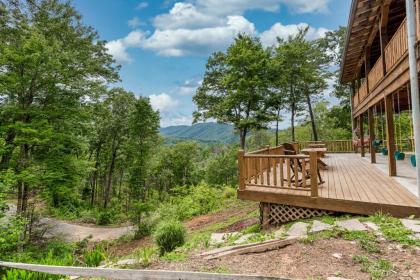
[203,237,300,260]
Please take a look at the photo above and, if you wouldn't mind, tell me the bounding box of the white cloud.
[136,1,148,10]
[178,78,203,95]
[107,0,330,61]
[143,16,255,56]
[195,0,330,16]
[149,93,179,112]
[260,22,328,47]
[154,2,222,30]
[128,16,143,28]
[105,30,145,63]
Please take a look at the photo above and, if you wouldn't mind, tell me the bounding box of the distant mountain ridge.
[159,123,238,144]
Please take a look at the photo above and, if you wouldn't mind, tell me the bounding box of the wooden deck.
[238,153,420,217]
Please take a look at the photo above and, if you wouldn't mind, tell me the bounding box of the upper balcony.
[352,18,410,113]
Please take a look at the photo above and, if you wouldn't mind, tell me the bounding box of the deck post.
[309,151,318,197]
[368,107,376,163]
[384,95,397,176]
[238,150,246,190]
[359,114,365,157]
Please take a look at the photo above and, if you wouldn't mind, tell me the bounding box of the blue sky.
[72,0,351,127]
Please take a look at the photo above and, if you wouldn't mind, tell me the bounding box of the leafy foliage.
[154,220,186,255]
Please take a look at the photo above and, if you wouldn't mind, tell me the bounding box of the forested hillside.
[160,123,238,144]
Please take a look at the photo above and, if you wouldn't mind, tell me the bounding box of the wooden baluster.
[260,157,264,185]
[273,157,277,187]
[255,156,260,184]
[266,157,270,185]
[286,158,291,187]
[302,158,307,186]
[293,158,299,187]
[279,158,284,187]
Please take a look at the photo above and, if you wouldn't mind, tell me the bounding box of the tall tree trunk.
[17,143,30,215]
[239,128,247,150]
[90,145,101,207]
[0,130,16,170]
[104,137,118,209]
[291,102,295,142]
[306,92,318,141]
[275,109,280,146]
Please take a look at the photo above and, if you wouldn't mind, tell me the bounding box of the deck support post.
[406,0,420,197]
[385,95,397,176]
[238,150,246,190]
[261,203,270,230]
[368,107,376,163]
[309,151,318,197]
[359,115,365,157]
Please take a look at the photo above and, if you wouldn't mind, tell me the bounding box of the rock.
[410,233,420,240]
[286,222,308,237]
[336,219,367,231]
[310,220,333,233]
[116,259,138,266]
[233,233,255,245]
[364,221,380,232]
[332,253,343,259]
[210,232,238,245]
[401,219,420,233]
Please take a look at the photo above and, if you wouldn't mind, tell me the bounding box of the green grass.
[160,251,188,262]
[133,247,156,266]
[352,255,392,280]
[241,224,260,234]
[368,213,419,246]
[342,230,381,253]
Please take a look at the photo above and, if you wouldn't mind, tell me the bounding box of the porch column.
[379,4,389,74]
[384,95,397,176]
[359,114,365,157]
[368,107,376,163]
[364,47,371,93]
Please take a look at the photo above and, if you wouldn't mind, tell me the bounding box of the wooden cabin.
[237,0,420,227]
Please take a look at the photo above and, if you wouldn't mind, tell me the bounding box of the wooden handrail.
[384,18,408,73]
[298,140,353,153]
[367,55,384,91]
[237,145,318,196]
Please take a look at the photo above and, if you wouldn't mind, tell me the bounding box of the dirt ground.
[149,238,420,280]
[108,201,420,279]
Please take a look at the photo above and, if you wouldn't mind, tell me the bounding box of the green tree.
[126,97,160,201]
[193,34,272,149]
[0,0,118,214]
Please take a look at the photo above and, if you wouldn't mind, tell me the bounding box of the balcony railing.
[354,18,408,109]
[368,55,384,91]
[384,18,408,73]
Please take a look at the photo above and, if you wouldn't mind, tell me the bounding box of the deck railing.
[353,91,359,108]
[238,145,319,197]
[368,55,384,91]
[298,140,353,153]
[384,18,408,73]
[358,79,368,101]
[354,18,408,110]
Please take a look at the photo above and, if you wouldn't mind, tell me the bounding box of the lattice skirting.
[260,203,334,228]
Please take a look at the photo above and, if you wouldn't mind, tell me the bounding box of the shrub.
[96,211,112,225]
[154,220,186,255]
[84,247,105,267]
[134,220,153,240]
